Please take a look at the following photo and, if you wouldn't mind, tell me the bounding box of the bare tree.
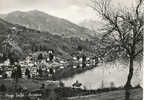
[90,0,143,99]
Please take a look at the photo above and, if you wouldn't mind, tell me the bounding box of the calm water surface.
[62,60,142,89]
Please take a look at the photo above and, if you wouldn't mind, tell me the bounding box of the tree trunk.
[13,78,18,100]
[125,56,134,100]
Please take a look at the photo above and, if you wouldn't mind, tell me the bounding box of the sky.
[0,0,135,24]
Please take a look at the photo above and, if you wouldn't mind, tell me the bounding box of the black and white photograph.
[0,0,143,100]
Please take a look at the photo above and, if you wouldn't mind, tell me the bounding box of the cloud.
[48,5,98,24]
[0,0,97,24]
[0,0,38,13]
[0,0,135,24]
[0,0,89,12]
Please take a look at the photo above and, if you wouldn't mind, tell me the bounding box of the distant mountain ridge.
[0,18,97,59]
[79,20,103,30]
[79,19,105,36]
[0,10,95,39]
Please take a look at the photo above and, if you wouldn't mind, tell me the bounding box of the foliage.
[82,55,86,68]
[25,68,31,78]
[37,67,43,77]
[38,53,43,60]
[11,64,22,78]
[0,84,7,92]
[59,81,65,88]
[49,52,54,61]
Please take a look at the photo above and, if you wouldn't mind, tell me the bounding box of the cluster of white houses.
[0,52,99,79]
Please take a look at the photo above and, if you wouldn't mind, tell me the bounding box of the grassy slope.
[0,18,97,59]
[68,88,143,100]
[0,79,42,91]
[0,79,142,100]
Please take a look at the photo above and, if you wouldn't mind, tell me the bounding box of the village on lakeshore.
[0,50,99,80]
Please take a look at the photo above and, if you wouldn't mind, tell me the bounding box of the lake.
[62,60,142,90]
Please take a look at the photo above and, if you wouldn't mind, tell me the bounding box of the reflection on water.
[62,60,142,90]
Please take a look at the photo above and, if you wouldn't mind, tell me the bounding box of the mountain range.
[0,10,136,61]
[0,10,95,40]
[0,17,98,59]
[79,19,105,38]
